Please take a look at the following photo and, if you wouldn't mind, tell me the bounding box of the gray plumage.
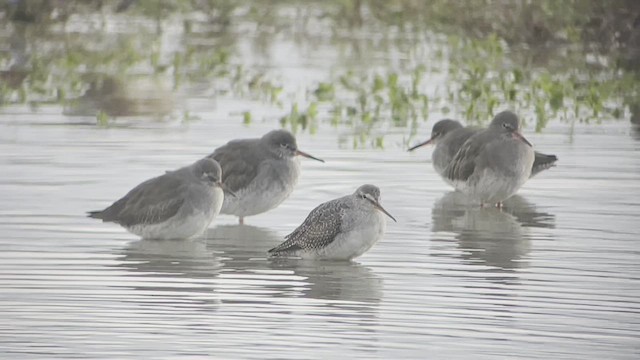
[409,118,557,184]
[444,111,535,206]
[208,129,323,224]
[531,152,557,177]
[88,158,225,239]
[269,184,396,260]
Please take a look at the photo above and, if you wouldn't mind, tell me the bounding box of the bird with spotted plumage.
[208,129,324,225]
[268,184,397,261]
[88,158,232,240]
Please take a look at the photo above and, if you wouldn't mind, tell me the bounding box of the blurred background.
[1,0,638,143]
[1,1,639,359]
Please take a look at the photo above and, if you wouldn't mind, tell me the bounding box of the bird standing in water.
[269,184,396,261]
[88,158,230,239]
[209,129,324,224]
[408,118,557,185]
[444,111,535,207]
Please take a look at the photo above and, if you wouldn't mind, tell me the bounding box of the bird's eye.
[502,123,508,128]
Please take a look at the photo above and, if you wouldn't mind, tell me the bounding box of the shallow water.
[2,5,640,358]
[1,110,639,359]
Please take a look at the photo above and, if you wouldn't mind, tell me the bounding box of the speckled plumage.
[269,184,395,260]
[208,129,323,224]
[88,158,225,239]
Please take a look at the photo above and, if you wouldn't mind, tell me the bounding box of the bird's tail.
[87,210,104,219]
[268,240,301,256]
[531,152,558,177]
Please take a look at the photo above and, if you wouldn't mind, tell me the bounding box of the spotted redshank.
[268,184,396,260]
[408,118,557,184]
[209,129,324,224]
[88,158,230,239]
[444,111,535,207]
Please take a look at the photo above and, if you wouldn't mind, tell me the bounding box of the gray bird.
[268,184,396,261]
[209,129,324,224]
[443,111,535,207]
[88,158,230,239]
[408,118,557,183]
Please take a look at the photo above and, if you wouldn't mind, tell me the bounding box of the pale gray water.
[1,111,639,359]
[1,6,640,359]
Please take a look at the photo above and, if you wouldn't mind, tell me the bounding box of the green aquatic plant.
[1,0,638,146]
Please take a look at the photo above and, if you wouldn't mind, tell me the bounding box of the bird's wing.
[89,174,187,227]
[268,198,348,254]
[208,139,260,193]
[445,133,488,182]
[447,127,479,159]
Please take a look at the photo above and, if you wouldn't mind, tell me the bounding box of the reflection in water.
[204,224,282,264]
[270,260,383,304]
[64,75,175,118]
[206,225,382,302]
[269,259,382,354]
[431,192,555,271]
[631,124,640,141]
[115,239,222,307]
[206,225,381,302]
[206,224,381,343]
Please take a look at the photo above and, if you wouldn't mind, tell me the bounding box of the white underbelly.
[127,211,210,239]
[221,160,299,217]
[303,212,386,260]
[454,163,531,204]
[128,188,222,239]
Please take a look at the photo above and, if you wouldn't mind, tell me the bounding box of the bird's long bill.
[512,131,533,147]
[295,149,325,163]
[407,138,434,152]
[218,182,237,198]
[368,199,397,222]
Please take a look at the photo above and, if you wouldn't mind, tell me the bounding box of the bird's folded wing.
[209,141,259,193]
[109,176,187,227]
[269,199,347,253]
[445,135,485,182]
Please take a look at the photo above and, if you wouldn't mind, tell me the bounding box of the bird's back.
[88,170,192,227]
[445,129,495,183]
[210,137,301,218]
[209,138,263,193]
[433,126,479,175]
[269,196,350,255]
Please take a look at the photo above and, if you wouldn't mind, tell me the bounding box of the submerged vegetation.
[0,0,638,146]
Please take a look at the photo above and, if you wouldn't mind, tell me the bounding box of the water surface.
[1,4,640,359]
[1,114,639,359]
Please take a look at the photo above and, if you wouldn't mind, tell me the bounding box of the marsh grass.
[0,0,638,147]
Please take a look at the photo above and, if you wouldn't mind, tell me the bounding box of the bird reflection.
[63,75,174,118]
[205,225,382,304]
[270,259,383,304]
[115,239,222,307]
[204,224,283,267]
[267,258,382,351]
[206,225,381,330]
[631,124,640,142]
[431,192,555,271]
